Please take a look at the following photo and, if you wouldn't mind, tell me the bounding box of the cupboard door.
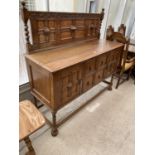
[60,65,82,104]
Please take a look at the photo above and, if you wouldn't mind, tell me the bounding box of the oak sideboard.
[21,2,124,136]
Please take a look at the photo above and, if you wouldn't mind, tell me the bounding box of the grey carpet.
[19,79,134,155]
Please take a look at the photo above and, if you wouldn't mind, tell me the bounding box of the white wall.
[74,0,87,12]
[122,0,135,36]
[106,0,127,31]
[49,0,74,12]
[99,0,135,39]
[35,0,48,11]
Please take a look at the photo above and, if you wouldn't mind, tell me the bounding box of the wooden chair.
[19,100,45,155]
[106,25,135,89]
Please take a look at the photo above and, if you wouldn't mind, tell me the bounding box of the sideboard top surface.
[26,39,123,73]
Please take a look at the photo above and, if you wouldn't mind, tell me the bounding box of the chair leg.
[24,137,35,155]
[116,74,122,89]
[127,67,133,81]
[51,111,58,137]
[33,96,38,108]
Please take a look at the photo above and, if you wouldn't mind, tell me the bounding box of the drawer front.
[83,58,96,76]
[94,70,104,84]
[104,50,121,78]
[61,64,81,77]
[83,75,94,92]
[60,65,82,104]
[96,53,107,70]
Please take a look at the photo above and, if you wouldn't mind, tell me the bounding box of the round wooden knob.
[89,66,91,71]
[43,27,50,34]
[87,81,89,86]
[67,83,72,88]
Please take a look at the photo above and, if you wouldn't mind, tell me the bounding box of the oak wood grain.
[26,40,123,72]
[19,100,45,141]
[21,2,104,53]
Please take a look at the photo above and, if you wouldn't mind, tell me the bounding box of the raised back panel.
[21,2,104,54]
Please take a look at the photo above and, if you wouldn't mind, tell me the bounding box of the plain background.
[0,0,155,155]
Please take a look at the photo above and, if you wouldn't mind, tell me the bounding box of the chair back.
[118,24,126,36]
[106,25,130,70]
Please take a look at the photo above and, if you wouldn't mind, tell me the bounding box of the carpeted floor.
[19,79,135,155]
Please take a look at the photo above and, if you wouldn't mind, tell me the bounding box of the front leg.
[24,137,35,155]
[51,111,58,137]
[108,74,114,90]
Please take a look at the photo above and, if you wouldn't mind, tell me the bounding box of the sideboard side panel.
[26,59,53,109]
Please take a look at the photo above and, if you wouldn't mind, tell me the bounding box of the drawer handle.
[90,24,95,29]
[87,81,89,86]
[98,75,101,79]
[89,66,91,71]
[43,27,50,34]
[67,83,72,88]
[70,25,77,30]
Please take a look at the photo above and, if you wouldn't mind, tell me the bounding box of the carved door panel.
[94,70,104,85]
[60,65,82,104]
[104,50,121,78]
[74,19,85,39]
[32,20,56,46]
[112,51,121,69]
[108,50,121,73]
[83,75,94,92]
[60,20,73,42]
[96,53,107,70]
[86,19,98,38]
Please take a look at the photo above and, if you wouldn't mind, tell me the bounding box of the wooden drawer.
[107,49,121,63]
[104,63,113,79]
[61,64,81,77]
[96,54,107,70]
[94,70,103,84]
[82,75,94,92]
[83,58,96,76]
[61,79,81,104]
[104,50,121,78]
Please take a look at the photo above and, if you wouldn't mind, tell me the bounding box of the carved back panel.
[21,2,104,54]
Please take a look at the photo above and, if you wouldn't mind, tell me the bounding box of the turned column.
[51,111,58,136]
